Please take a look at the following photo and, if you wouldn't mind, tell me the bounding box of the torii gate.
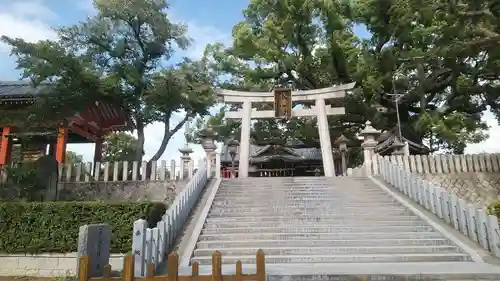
[217,83,355,178]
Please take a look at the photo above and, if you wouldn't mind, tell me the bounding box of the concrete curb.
[179,177,222,266]
[368,175,485,263]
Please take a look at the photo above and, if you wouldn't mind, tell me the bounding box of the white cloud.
[0,0,57,53]
[179,21,231,59]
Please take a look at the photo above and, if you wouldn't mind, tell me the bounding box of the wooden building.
[0,81,133,165]
[220,141,345,177]
[375,124,430,156]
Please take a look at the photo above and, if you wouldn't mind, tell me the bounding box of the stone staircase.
[190,176,473,265]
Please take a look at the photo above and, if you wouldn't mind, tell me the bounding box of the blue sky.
[0,0,497,163]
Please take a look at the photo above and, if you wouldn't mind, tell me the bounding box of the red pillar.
[0,127,12,165]
[55,127,68,163]
[94,137,103,163]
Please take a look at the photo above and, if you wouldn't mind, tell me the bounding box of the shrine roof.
[220,144,322,163]
[0,81,51,97]
[0,80,134,132]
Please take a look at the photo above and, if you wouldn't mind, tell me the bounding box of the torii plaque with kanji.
[274,88,292,119]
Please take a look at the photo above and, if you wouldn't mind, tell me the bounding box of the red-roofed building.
[0,81,134,164]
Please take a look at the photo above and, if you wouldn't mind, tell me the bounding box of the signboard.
[274,88,292,119]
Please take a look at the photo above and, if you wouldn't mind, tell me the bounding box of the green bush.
[0,201,167,254]
[488,202,500,218]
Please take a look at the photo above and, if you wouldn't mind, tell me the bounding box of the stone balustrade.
[131,153,221,277]
[378,157,500,258]
[57,159,196,182]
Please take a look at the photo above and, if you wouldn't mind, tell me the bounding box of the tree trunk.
[135,122,145,162]
[148,114,191,162]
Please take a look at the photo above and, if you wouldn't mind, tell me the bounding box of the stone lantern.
[227,139,239,178]
[334,134,349,176]
[178,143,193,180]
[359,121,381,175]
[199,124,217,177]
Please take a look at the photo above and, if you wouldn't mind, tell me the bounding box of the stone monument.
[35,155,59,201]
[77,223,111,277]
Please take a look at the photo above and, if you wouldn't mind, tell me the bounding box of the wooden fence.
[78,251,266,281]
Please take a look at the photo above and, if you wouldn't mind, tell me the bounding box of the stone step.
[217,193,387,197]
[193,245,464,257]
[204,220,427,228]
[212,198,398,204]
[213,196,395,202]
[191,253,472,265]
[210,204,403,209]
[201,225,435,234]
[218,185,382,189]
[212,200,400,205]
[214,193,392,198]
[222,179,370,184]
[206,214,423,223]
[217,187,387,192]
[198,231,445,241]
[178,262,500,281]
[208,209,414,217]
[195,238,455,249]
[209,206,408,213]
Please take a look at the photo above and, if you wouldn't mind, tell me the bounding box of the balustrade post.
[170,160,176,181]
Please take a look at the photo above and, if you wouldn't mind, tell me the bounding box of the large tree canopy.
[1,0,215,162]
[187,0,497,155]
[3,0,499,161]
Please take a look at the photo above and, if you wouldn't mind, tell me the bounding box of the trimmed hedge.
[0,201,167,254]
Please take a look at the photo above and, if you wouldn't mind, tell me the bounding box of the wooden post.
[0,127,12,165]
[77,256,89,281]
[256,249,266,281]
[235,261,243,281]
[167,252,179,281]
[192,262,199,276]
[55,127,68,163]
[123,255,135,281]
[212,251,222,281]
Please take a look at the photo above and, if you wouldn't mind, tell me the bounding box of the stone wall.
[421,172,500,206]
[0,253,124,277]
[57,179,187,201]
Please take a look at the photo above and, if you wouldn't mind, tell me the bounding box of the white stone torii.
[217,83,355,178]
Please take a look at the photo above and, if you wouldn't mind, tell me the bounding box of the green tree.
[65,151,84,164]
[191,0,364,147]
[102,133,141,162]
[191,0,492,156]
[352,0,491,153]
[1,0,215,163]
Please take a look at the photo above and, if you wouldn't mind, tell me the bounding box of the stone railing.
[377,156,500,258]
[56,159,199,202]
[58,159,195,182]
[362,154,500,205]
[131,153,221,277]
[365,153,500,175]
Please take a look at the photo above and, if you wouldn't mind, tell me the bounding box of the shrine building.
[0,81,133,165]
[219,140,348,178]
